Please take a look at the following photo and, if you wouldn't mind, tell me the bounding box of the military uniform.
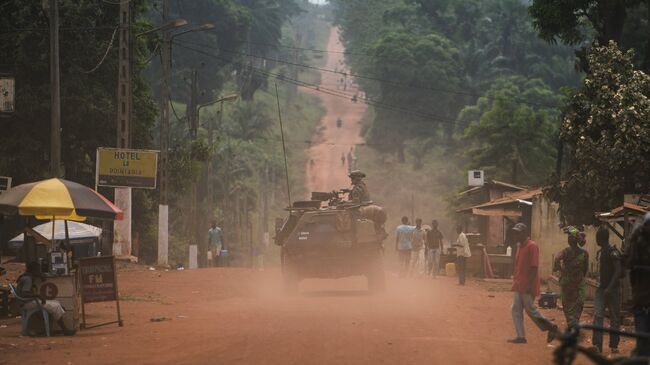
[348,170,370,203]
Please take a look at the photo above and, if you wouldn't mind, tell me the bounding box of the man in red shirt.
[508,223,558,344]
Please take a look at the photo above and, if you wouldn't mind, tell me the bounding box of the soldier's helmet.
[349,170,366,178]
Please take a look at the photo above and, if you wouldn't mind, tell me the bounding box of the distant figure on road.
[625,212,650,356]
[395,216,414,278]
[452,225,471,285]
[426,220,443,277]
[347,148,356,174]
[348,170,370,203]
[341,153,346,167]
[409,218,426,277]
[208,221,224,267]
[336,117,342,128]
[592,226,622,354]
[553,226,589,329]
[508,223,558,344]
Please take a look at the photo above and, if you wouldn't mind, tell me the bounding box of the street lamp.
[171,23,214,39]
[169,23,214,60]
[136,19,188,37]
[197,94,238,122]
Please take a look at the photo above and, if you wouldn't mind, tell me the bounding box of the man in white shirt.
[453,225,471,285]
[395,216,414,278]
[410,218,426,277]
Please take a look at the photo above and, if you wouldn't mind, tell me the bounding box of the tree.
[529,0,650,72]
[0,1,156,186]
[461,76,561,185]
[365,31,462,160]
[547,41,650,225]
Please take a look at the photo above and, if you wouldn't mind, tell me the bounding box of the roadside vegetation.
[330,0,650,232]
[0,0,329,266]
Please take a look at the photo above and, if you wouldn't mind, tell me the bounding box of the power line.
[242,40,368,56]
[0,25,119,33]
[173,42,463,126]
[80,26,118,73]
[175,42,460,124]
[100,0,133,4]
[180,40,562,110]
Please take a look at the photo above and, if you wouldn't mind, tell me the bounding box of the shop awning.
[596,202,649,223]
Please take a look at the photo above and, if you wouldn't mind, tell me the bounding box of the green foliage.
[529,0,649,71]
[332,0,580,162]
[0,1,156,186]
[461,76,561,185]
[547,41,650,225]
[365,30,462,153]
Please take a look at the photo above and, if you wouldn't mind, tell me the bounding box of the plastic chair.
[8,284,50,337]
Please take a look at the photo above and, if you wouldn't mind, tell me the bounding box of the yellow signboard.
[96,148,158,189]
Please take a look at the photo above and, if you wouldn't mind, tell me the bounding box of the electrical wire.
[179,39,562,110]
[80,26,118,73]
[173,42,464,126]
[143,43,161,64]
[175,42,462,123]
[169,95,185,124]
[100,0,133,4]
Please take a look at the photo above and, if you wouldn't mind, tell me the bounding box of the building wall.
[529,195,621,279]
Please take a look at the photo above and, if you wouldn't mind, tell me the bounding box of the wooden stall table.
[488,253,513,278]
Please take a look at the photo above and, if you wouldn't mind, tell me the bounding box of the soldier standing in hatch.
[348,170,370,203]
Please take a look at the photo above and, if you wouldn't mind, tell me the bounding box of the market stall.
[8,220,103,261]
[0,178,122,331]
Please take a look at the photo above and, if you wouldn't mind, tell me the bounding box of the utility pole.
[188,69,204,267]
[114,0,133,259]
[197,94,238,267]
[158,0,171,266]
[48,0,61,177]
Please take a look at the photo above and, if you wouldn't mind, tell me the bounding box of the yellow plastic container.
[445,262,456,277]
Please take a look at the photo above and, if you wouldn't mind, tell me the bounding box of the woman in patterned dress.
[554,227,590,328]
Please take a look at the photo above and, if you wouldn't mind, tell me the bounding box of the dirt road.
[304,27,365,194]
[1,268,570,365]
[0,27,634,365]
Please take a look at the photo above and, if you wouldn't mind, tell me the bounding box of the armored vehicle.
[275,190,387,293]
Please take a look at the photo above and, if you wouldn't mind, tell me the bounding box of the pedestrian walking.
[347,148,354,174]
[409,218,426,277]
[208,220,224,267]
[395,216,414,278]
[508,223,558,344]
[591,226,622,354]
[452,225,471,285]
[341,153,345,167]
[625,212,650,356]
[426,220,443,277]
[553,226,589,329]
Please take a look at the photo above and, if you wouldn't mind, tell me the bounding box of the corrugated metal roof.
[457,188,542,213]
[458,180,526,196]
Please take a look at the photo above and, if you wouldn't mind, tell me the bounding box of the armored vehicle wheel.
[281,249,300,294]
[366,253,386,293]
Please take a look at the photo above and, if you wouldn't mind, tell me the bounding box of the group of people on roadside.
[507,217,650,358]
[394,217,444,278]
